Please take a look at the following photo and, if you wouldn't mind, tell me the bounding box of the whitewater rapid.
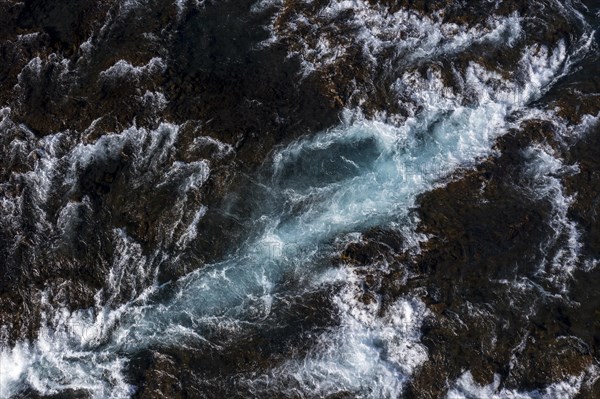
[2,0,600,395]
[0,27,581,397]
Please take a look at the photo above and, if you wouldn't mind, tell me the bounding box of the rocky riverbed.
[1,0,600,398]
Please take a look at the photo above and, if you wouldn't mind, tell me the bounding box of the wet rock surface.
[334,88,600,397]
[0,0,340,345]
[1,0,600,398]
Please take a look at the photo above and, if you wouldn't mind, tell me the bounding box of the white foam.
[190,135,235,158]
[17,57,43,80]
[176,205,208,249]
[0,300,137,398]
[0,344,33,398]
[264,1,522,74]
[447,366,598,399]
[515,109,600,287]
[520,144,581,290]
[16,32,40,42]
[99,57,166,81]
[140,90,168,111]
[0,10,586,399]
[247,269,429,398]
[251,0,283,13]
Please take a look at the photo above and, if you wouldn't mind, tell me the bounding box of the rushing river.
[1,0,600,397]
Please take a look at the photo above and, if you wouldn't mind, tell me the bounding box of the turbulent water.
[1,0,600,398]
